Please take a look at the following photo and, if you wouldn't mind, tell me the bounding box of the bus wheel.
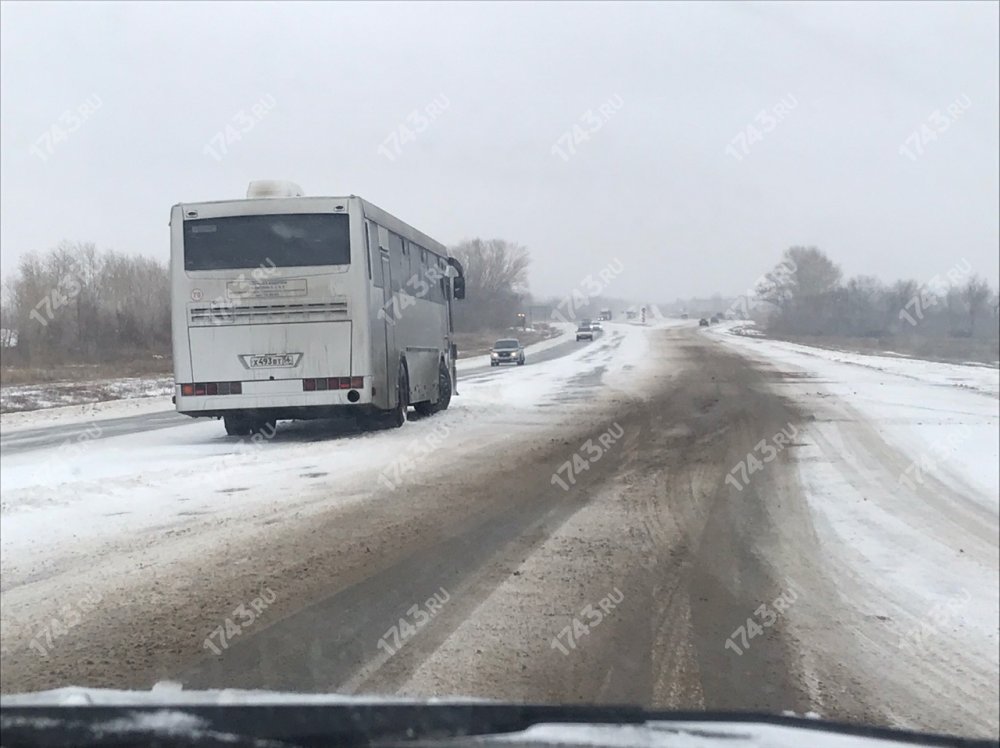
[414,360,451,416]
[250,419,277,438]
[223,414,250,436]
[391,363,409,427]
[435,360,452,411]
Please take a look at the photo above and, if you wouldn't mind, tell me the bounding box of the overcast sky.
[1,1,997,302]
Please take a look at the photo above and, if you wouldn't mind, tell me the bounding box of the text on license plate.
[248,354,296,368]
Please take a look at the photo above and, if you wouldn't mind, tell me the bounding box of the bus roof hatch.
[246,180,305,198]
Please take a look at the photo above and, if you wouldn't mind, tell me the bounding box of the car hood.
[0,687,967,748]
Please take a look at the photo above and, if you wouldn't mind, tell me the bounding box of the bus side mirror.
[453,277,466,300]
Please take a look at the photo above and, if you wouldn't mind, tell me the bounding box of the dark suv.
[490,339,525,366]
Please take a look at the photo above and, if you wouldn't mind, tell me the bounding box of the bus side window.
[428,254,445,304]
[388,232,405,293]
[418,249,438,303]
[409,241,422,281]
[363,220,372,280]
[439,259,450,302]
[367,223,384,289]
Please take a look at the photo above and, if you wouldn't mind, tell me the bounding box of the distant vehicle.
[625,310,637,320]
[170,180,466,435]
[598,309,612,321]
[490,339,524,366]
[576,323,594,341]
[680,312,689,319]
[699,318,710,327]
[710,315,720,324]
[591,321,603,332]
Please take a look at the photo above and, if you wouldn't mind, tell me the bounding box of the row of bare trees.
[753,247,998,342]
[0,238,531,367]
[1,242,171,367]
[2,240,993,367]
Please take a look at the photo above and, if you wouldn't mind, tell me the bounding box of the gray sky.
[1,1,997,302]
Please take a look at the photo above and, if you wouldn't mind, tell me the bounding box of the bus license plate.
[248,354,296,368]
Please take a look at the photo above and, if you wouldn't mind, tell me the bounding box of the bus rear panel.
[170,186,460,431]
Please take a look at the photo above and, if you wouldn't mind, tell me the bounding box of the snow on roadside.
[0,376,174,416]
[722,324,998,397]
[0,395,175,435]
[0,324,653,588]
[708,323,999,735]
[709,324,999,505]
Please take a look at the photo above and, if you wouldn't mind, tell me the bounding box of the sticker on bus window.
[227,278,307,298]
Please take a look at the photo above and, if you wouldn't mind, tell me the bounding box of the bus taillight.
[180,382,241,396]
[301,377,362,391]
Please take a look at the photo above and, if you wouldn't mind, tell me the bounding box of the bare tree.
[843,275,885,336]
[885,279,919,333]
[961,274,992,337]
[450,238,531,331]
[2,243,171,366]
[757,246,842,333]
[756,246,841,309]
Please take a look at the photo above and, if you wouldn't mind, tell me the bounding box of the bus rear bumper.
[176,383,373,417]
[178,404,383,422]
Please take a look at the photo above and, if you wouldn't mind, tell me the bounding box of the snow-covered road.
[0,324,648,593]
[1,320,996,739]
[708,324,999,736]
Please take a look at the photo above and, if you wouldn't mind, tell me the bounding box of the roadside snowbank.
[0,376,173,415]
[709,325,999,504]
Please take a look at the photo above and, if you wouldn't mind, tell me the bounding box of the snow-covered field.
[709,323,999,735]
[0,376,174,415]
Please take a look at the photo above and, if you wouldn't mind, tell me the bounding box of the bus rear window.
[183,213,350,271]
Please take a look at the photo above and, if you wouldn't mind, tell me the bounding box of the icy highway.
[1,322,997,739]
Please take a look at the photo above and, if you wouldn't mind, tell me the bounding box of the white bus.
[170,180,465,435]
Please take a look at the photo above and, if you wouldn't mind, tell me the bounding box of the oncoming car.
[699,318,710,327]
[490,339,525,366]
[576,323,594,341]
